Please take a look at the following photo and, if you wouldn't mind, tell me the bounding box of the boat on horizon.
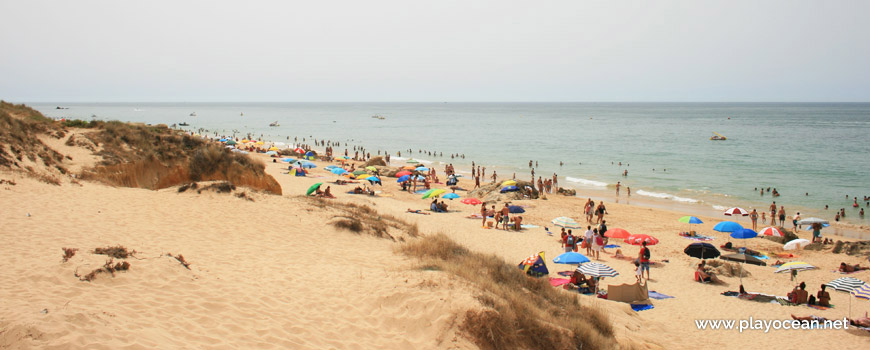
[269,121,280,127]
[371,115,386,120]
[711,132,727,141]
[179,122,189,126]
[190,112,197,117]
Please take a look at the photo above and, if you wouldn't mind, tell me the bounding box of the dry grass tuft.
[197,181,236,194]
[0,179,17,186]
[75,259,131,282]
[310,199,420,241]
[235,191,254,201]
[168,253,191,269]
[62,247,78,262]
[93,245,133,259]
[400,233,615,350]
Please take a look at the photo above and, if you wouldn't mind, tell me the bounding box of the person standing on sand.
[778,206,786,228]
[595,202,608,224]
[480,203,487,227]
[793,212,801,231]
[584,225,594,255]
[627,187,631,197]
[769,201,777,226]
[491,171,497,183]
[537,176,544,194]
[474,175,480,189]
[639,241,651,280]
[553,173,558,190]
[616,181,621,196]
[749,209,758,231]
[501,203,511,230]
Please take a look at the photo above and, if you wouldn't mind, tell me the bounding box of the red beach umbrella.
[460,198,482,205]
[624,234,659,246]
[294,147,305,153]
[604,228,631,239]
[759,226,784,237]
[724,207,749,216]
[395,171,412,178]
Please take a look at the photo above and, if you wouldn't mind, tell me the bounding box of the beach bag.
[643,247,650,260]
[566,236,576,247]
[595,236,604,246]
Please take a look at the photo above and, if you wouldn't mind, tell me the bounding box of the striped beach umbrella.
[678,216,703,224]
[774,261,816,274]
[826,277,867,293]
[852,283,870,300]
[551,217,582,229]
[576,263,619,278]
[759,226,784,237]
[724,207,749,216]
[798,217,829,225]
[624,234,659,246]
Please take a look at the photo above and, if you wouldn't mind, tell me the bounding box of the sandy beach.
[2,113,869,349]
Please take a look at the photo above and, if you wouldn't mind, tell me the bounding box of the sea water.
[31,102,870,226]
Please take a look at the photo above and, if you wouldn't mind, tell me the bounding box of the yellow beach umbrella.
[429,189,447,198]
[356,173,370,180]
[256,141,265,145]
[241,139,249,143]
[269,147,279,151]
[501,180,517,187]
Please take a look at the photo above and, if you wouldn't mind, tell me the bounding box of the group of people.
[786,282,831,307]
[583,198,608,224]
[480,203,523,230]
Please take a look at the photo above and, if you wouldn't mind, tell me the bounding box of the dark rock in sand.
[557,187,576,196]
[364,156,387,167]
[468,180,539,203]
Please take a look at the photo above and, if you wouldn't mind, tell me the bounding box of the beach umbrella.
[553,252,590,265]
[460,198,482,205]
[604,228,631,239]
[219,138,227,142]
[331,168,348,175]
[721,252,765,284]
[282,158,297,163]
[415,166,430,172]
[804,223,830,231]
[294,147,305,153]
[265,150,278,156]
[256,141,264,145]
[269,146,279,151]
[395,171,412,177]
[850,283,870,318]
[421,189,444,199]
[365,166,378,172]
[354,173,370,180]
[299,161,316,169]
[352,170,367,176]
[713,221,743,233]
[397,175,410,183]
[501,180,517,187]
[443,193,460,200]
[576,263,619,278]
[500,185,519,193]
[798,217,828,225]
[226,140,237,145]
[774,261,816,274]
[406,159,420,164]
[759,226,784,237]
[678,216,703,224]
[730,228,758,239]
[305,182,323,196]
[684,242,720,259]
[241,139,249,143]
[825,277,867,293]
[551,217,582,229]
[402,165,416,170]
[508,205,525,214]
[366,176,380,182]
[724,207,749,216]
[783,239,811,250]
[624,234,659,246]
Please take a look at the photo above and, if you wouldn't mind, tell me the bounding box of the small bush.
[333,218,364,233]
[93,245,132,259]
[62,247,78,262]
[168,253,191,269]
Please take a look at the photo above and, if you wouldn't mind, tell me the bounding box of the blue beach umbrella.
[397,175,410,183]
[730,228,758,239]
[265,150,278,156]
[281,158,295,163]
[804,223,830,231]
[366,176,380,182]
[553,252,591,265]
[714,221,743,233]
[415,167,430,172]
[299,161,317,169]
[443,193,460,199]
[331,168,348,175]
[500,185,519,193]
[219,138,228,142]
[508,205,525,214]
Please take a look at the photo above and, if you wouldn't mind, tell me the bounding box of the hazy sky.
[2,0,869,102]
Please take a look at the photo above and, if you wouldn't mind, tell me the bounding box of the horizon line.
[13,100,870,104]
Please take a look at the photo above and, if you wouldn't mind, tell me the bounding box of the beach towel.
[549,278,570,287]
[604,244,620,249]
[680,233,715,241]
[832,270,862,275]
[648,291,674,300]
[631,304,654,312]
[773,252,799,258]
[751,254,769,260]
[521,224,539,229]
[805,304,834,310]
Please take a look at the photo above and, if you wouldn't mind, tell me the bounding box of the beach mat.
[631,304,654,312]
[549,278,570,287]
[680,234,715,241]
[806,304,834,310]
[648,291,674,300]
[604,244,620,249]
[557,271,574,277]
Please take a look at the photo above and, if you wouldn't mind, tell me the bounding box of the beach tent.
[607,282,651,305]
[518,252,549,277]
[290,168,306,177]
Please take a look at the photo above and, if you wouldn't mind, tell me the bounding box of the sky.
[2,0,869,102]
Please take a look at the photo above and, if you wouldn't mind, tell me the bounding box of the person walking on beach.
[480,203,487,227]
[793,212,801,231]
[586,199,595,223]
[639,241,651,280]
[537,177,544,194]
[595,202,608,224]
[749,209,758,231]
[769,201,777,226]
[552,173,558,190]
[616,181,621,196]
[584,225,594,255]
[473,175,480,189]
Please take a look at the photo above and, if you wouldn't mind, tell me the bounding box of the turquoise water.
[31,102,870,225]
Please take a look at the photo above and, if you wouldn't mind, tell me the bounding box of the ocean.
[31,102,870,227]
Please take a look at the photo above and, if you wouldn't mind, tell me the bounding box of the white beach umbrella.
[783,239,811,250]
[798,217,828,225]
[724,207,750,216]
[759,226,784,237]
[774,261,816,274]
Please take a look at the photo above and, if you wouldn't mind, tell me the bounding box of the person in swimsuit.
[749,209,758,231]
[778,206,786,228]
[501,203,511,230]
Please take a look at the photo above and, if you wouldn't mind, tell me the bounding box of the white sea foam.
[712,205,728,211]
[565,177,607,187]
[635,190,700,203]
